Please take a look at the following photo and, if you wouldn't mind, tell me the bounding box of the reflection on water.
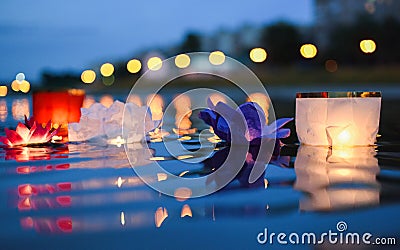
[12,98,30,120]
[294,146,380,211]
[1,95,400,248]
[0,99,7,122]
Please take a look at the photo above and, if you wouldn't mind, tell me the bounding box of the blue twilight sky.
[0,0,313,82]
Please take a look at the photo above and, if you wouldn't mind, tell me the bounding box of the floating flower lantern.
[32,89,85,137]
[296,91,381,147]
[0,116,59,147]
[199,98,293,145]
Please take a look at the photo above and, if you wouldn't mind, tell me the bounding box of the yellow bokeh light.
[102,75,115,86]
[100,63,114,77]
[81,70,96,84]
[249,48,267,63]
[360,39,376,54]
[300,44,318,59]
[19,80,30,93]
[11,80,20,92]
[0,86,7,97]
[147,57,162,71]
[175,54,191,68]
[209,51,225,65]
[127,59,142,73]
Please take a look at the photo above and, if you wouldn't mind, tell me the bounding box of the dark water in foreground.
[0,86,400,250]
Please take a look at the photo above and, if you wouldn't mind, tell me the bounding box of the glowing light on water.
[12,99,30,120]
[120,211,126,226]
[147,57,162,71]
[300,44,318,59]
[100,63,114,77]
[180,204,193,218]
[0,86,7,97]
[174,187,192,201]
[0,100,7,122]
[155,207,168,228]
[157,173,168,181]
[127,59,142,73]
[360,39,376,54]
[249,48,267,63]
[209,51,225,65]
[175,54,191,68]
[81,70,96,84]
[146,94,164,120]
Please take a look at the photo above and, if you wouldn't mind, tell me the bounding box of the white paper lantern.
[296,91,381,147]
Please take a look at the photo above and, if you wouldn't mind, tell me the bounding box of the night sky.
[0,0,312,82]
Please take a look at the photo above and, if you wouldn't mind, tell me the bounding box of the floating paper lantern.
[296,91,381,147]
[33,90,85,136]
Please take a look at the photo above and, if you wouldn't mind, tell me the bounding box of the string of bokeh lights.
[0,39,377,96]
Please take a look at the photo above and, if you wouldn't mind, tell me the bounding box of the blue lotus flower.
[199,99,293,145]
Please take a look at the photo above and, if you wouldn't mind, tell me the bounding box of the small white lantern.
[296,91,381,147]
[294,146,379,211]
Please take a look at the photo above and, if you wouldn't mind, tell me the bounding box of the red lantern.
[33,89,85,137]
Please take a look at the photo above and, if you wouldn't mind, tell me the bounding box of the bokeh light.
[147,57,163,71]
[127,94,142,106]
[12,99,30,120]
[127,59,142,73]
[102,75,115,86]
[82,95,96,108]
[360,39,376,54]
[100,63,115,77]
[325,59,338,73]
[300,44,318,59]
[99,95,114,108]
[19,80,30,93]
[0,86,8,97]
[246,93,270,124]
[175,54,191,68]
[81,70,96,84]
[16,72,25,82]
[249,48,267,63]
[209,51,226,65]
[11,80,20,92]
[208,93,227,105]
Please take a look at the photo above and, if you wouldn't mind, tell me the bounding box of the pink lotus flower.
[0,116,59,147]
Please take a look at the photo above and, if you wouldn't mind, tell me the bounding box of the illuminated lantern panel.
[296,91,381,147]
[33,90,85,133]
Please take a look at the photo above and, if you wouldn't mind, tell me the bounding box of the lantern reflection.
[12,98,30,120]
[173,94,196,135]
[0,99,7,122]
[146,94,164,121]
[294,146,380,211]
